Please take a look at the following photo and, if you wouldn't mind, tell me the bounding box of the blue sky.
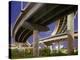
[10,1,78,48]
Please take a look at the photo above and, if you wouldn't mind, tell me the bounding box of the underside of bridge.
[12,3,77,42]
[12,2,78,57]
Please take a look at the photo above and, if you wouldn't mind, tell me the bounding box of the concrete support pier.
[32,24,49,57]
[33,29,39,57]
[49,45,53,53]
[67,12,74,54]
[57,41,60,53]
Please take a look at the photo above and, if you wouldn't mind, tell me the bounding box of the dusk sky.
[10,1,78,48]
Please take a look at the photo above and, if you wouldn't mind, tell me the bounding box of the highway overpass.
[11,2,78,56]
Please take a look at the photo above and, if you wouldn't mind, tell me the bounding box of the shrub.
[39,48,50,56]
[10,48,33,59]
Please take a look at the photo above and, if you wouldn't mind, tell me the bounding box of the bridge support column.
[49,45,53,53]
[18,43,22,49]
[33,29,39,57]
[32,24,49,57]
[17,43,24,51]
[57,41,60,53]
[67,12,74,54]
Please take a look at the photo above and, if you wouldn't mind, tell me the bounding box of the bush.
[39,48,50,56]
[50,50,67,56]
[10,48,33,59]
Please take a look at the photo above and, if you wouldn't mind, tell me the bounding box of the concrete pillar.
[18,43,22,49]
[17,43,23,51]
[67,12,74,54]
[57,41,60,53]
[55,42,60,53]
[49,45,53,53]
[33,29,39,57]
[32,24,49,56]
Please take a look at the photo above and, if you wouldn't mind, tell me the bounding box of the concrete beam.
[39,33,77,44]
[22,21,49,32]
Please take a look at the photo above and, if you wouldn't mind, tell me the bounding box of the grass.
[9,48,78,59]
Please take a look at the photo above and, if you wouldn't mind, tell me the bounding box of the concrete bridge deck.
[39,32,78,46]
[12,3,77,42]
